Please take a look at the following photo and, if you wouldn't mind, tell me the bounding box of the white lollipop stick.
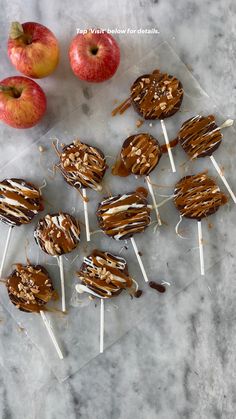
[146,176,162,226]
[100,299,104,353]
[0,225,13,277]
[197,221,205,276]
[40,310,64,360]
[161,119,176,173]
[82,188,91,242]
[130,237,149,282]
[210,155,236,204]
[57,256,66,312]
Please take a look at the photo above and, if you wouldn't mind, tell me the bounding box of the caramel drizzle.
[97,188,151,240]
[131,70,183,119]
[77,250,135,298]
[6,264,54,313]
[34,213,80,256]
[174,172,227,220]
[179,115,222,159]
[120,133,162,176]
[58,140,107,191]
[0,179,42,226]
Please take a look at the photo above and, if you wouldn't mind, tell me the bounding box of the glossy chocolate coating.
[131,69,183,120]
[77,249,136,299]
[174,172,227,220]
[178,115,222,159]
[34,212,80,256]
[97,187,151,240]
[6,264,54,313]
[58,140,107,191]
[0,178,43,226]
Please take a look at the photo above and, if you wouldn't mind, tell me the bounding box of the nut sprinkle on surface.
[34,212,80,256]
[57,139,107,191]
[131,69,183,120]
[6,264,55,313]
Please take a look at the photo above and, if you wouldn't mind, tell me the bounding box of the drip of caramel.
[178,115,222,159]
[34,212,80,256]
[6,264,55,313]
[131,69,184,120]
[97,187,151,240]
[57,140,107,192]
[161,138,179,153]
[0,178,43,226]
[174,172,227,220]
[77,249,137,298]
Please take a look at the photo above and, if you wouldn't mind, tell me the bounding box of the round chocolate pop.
[6,264,55,313]
[97,187,151,240]
[131,69,184,120]
[113,133,162,177]
[34,212,80,257]
[76,249,138,299]
[178,115,222,159]
[0,178,43,226]
[174,172,227,220]
[57,139,107,192]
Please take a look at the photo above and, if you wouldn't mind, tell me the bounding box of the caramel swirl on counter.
[174,172,227,220]
[76,249,137,299]
[178,115,222,159]
[131,69,183,120]
[0,178,43,226]
[97,187,151,240]
[34,212,80,256]
[113,133,162,177]
[57,140,107,191]
[6,264,55,313]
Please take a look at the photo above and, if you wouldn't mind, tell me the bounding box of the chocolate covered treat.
[0,178,43,226]
[76,249,137,298]
[131,70,183,120]
[57,139,107,191]
[174,172,227,220]
[178,115,222,159]
[113,133,162,176]
[97,187,151,240]
[34,212,80,256]
[6,264,55,313]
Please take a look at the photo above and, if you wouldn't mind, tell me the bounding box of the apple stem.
[0,85,21,98]
[9,21,32,44]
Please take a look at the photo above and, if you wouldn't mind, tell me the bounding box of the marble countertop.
[0,0,236,418]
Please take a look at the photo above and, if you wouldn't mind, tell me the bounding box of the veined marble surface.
[0,0,236,418]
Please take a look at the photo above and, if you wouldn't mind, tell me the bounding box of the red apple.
[69,30,120,82]
[0,76,47,129]
[8,22,60,79]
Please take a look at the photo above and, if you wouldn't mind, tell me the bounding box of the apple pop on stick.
[54,139,107,242]
[0,178,43,278]
[76,250,139,353]
[112,70,184,173]
[97,187,151,283]
[177,115,236,203]
[34,212,80,312]
[173,172,227,275]
[112,133,162,225]
[5,263,63,359]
